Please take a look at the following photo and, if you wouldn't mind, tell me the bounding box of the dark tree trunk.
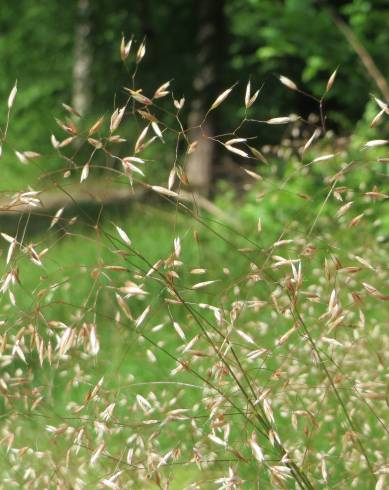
[72,0,92,116]
[186,0,227,196]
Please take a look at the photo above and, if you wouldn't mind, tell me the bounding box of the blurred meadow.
[0,1,388,489]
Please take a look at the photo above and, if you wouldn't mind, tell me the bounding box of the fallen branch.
[0,183,239,227]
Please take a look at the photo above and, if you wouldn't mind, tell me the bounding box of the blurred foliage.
[0,0,389,187]
[227,0,389,127]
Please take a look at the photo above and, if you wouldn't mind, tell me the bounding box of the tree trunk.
[186,0,227,196]
[72,0,92,116]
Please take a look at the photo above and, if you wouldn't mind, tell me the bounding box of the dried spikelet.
[167,167,176,190]
[151,121,163,140]
[58,327,74,356]
[135,305,151,328]
[182,335,199,354]
[136,39,146,63]
[375,474,386,490]
[87,324,99,356]
[115,225,132,246]
[224,145,249,158]
[271,255,300,268]
[322,337,343,347]
[190,268,206,275]
[348,213,364,228]
[244,80,260,109]
[80,162,90,182]
[273,239,293,248]
[157,450,174,468]
[110,106,126,133]
[303,128,321,153]
[122,158,145,177]
[370,109,385,128]
[115,293,133,319]
[55,117,78,135]
[192,280,219,290]
[137,109,158,122]
[363,139,388,149]
[312,153,335,163]
[124,156,145,165]
[6,238,17,265]
[135,125,149,153]
[279,75,298,91]
[257,217,262,232]
[248,146,268,163]
[362,282,389,301]
[242,168,263,181]
[174,97,185,110]
[88,137,103,149]
[270,430,282,448]
[146,259,163,277]
[325,67,338,93]
[209,86,235,111]
[364,190,388,199]
[150,185,179,198]
[173,237,181,257]
[374,96,389,114]
[60,136,76,148]
[270,465,292,481]
[244,80,251,108]
[136,394,152,412]
[225,137,247,146]
[8,81,17,109]
[208,433,227,447]
[336,201,353,217]
[120,36,132,61]
[153,81,170,99]
[263,398,275,424]
[12,340,27,363]
[15,151,29,165]
[90,443,105,466]
[146,349,157,363]
[173,321,186,340]
[101,470,123,488]
[249,433,265,462]
[62,102,81,117]
[126,448,134,465]
[49,207,64,229]
[187,140,198,154]
[1,233,14,244]
[354,255,375,270]
[276,325,297,346]
[125,88,152,106]
[88,116,105,136]
[120,281,148,297]
[235,329,255,345]
[266,116,295,125]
